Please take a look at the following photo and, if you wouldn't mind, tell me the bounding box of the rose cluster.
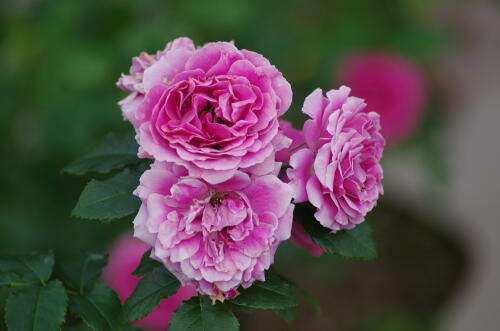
[117,37,384,301]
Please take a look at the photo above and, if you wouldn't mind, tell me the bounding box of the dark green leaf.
[296,204,377,259]
[231,270,296,309]
[132,249,162,277]
[69,284,122,331]
[0,251,54,285]
[5,280,68,331]
[123,266,180,322]
[63,132,140,176]
[72,168,141,221]
[59,253,108,293]
[224,301,252,312]
[169,296,239,331]
[275,307,295,323]
[64,323,93,331]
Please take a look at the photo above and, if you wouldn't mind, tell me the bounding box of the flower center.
[209,192,228,207]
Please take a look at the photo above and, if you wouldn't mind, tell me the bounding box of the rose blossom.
[287,87,385,232]
[102,235,196,331]
[133,162,293,300]
[338,52,427,144]
[117,37,292,184]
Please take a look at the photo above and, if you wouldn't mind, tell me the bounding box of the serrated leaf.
[59,253,108,293]
[63,132,140,176]
[275,307,295,323]
[72,168,141,221]
[69,284,122,331]
[169,296,239,331]
[231,270,296,309]
[5,280,68,331]
[123,266,180,322]
[132,249,162,277]
[296,204,377,259]
[0,251,54,285]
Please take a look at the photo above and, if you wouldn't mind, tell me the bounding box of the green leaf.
[275,307,295,323]
[72,168,141,221]
[296,204,377,259]
[63,132,140,176]
[224,301,252,312]
[123,266,180,322]
[64,323,93,331]
[59,253,108,293]
[0,251,54,285]
[5,280,68,331]
[69,284,122,331]
[132,249,162,277]
[169,296,239,331]
[231,270,296,309]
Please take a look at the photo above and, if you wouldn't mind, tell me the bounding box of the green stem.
[288,143,306,153]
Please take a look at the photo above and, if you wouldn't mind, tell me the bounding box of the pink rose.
[338,52,427,144]
[133,162,293,299]
[118,37,292,184]
[287,87,385,232]
[102,235,196,331]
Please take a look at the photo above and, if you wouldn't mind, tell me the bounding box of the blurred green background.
[0,0,464,330]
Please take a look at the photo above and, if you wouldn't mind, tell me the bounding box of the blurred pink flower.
[338,52,427,144]
[102,235,196,331]
[287,87,385,231]
[133,162,293,300]
[117,37,292,184]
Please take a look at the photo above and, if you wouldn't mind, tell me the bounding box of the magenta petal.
[275,204,294,241]
[287,148,314,203]
[302,88,324,119]
[243,175,293,218]
[212,171,251,191]
[142,48,193,93]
